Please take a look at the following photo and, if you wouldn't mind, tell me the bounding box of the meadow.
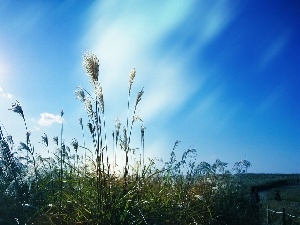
[0,52,299,225]
[259,176,300,225]
[232,174,300,225]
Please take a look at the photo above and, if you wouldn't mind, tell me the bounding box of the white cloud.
[0,86,13,99]
[33,126,40,131]
[6,93,13,98]
[38,112,63,126]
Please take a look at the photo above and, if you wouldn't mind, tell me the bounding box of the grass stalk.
[59,110,64,213]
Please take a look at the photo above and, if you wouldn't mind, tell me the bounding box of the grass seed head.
[87,122,95,134]
[82,51,99,82]
[115,116,121,131]
[94,81,104,113]
[141,124,145,132]
[84,97,93,117]
[26,131,31,144]
[75,86,86,103]
[9,100,24,119]
[6,135,14,145]
[41,133,48,147]
[141,124,145,139]
[71,138,79,152]
[135,88,144,106]
[53,136,58,146]
[129,67,136,91]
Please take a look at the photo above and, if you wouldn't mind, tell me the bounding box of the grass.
[260,183,300,225]
[235,173,300,224]
[1,52,298,225]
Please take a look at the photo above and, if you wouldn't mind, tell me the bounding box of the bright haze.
[0,1,299,173]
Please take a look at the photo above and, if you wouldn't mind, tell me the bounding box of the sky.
[0,0,299,174]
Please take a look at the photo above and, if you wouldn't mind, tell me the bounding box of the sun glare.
[0,57,9,83]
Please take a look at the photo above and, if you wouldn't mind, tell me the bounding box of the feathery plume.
[135,88,144,106]
[115,116,121,143]
[87,122,95,134]
[9,100,24,119]
[71,138,79,152]
[6,135,14,145]
[84,97,93,117]
[75,86,86,102]
[94,81,104,113]
[129,67,136,92]
[82,51,99,82]
[19,142,31,153]
[53,136,58,146]
[41,133,48,147]
[26,131,31,145]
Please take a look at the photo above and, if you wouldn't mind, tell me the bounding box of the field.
[261,181,300,225]
[237,174,300,224]
[1,52,299,225]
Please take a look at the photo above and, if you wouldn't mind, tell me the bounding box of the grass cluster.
[1,52,261,225]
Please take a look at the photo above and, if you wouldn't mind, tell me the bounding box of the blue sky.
[0,1,299,173]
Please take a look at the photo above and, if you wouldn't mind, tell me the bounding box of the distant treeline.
[237,173,300,191]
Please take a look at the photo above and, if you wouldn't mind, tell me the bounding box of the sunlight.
[0,55,9,83]
[0,55,14,100]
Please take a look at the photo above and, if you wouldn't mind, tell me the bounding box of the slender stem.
[59,111,64,213]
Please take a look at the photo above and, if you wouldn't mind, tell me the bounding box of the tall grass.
[0,52,261,225]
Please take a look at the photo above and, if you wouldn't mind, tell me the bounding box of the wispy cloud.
[0,86,13,99]
[80,1,237,161]
[182,1,236,55]
[255,86,285,115]
[38,112,63,126]
[259,33,290,69]
[10,3,48,37]
[0,58,9,76]
[83,1,235,123]
[0,56,11,83]
[81,2,195,125]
